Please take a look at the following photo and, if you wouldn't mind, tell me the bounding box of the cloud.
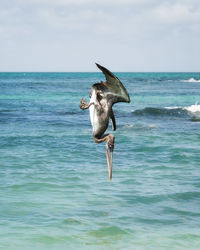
[154,3,200,24]
[2,0,200,36]
[15,0,154,6]
[36,8,110,33]
[0,0,200,71]
[33,1,200,40]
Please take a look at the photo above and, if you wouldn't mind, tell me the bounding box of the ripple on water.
[88,226,128,238]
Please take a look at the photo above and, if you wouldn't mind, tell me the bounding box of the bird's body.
[89,85,111,138]
[80,64,130,181]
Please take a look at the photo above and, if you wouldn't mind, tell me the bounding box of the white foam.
[165,106,180,110]
[165,103,200,113]
[183,78,200,83]
[184,104,200,113]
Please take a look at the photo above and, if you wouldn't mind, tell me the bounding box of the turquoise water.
[0,72,200,249]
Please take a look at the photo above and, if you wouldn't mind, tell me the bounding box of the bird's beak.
[106,146,113,181]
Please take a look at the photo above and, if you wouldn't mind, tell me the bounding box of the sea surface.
[0,72,200,249]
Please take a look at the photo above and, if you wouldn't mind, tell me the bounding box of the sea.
[0,72,200,250]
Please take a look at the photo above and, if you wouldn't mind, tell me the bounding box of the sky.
[0,0,200,72]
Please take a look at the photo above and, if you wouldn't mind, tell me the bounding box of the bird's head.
[106,135,115,181]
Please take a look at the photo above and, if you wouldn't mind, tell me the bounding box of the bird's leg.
[80,98,94,110]
[93,134,114,181]
[93,134,114,146]
[110,108,116,131]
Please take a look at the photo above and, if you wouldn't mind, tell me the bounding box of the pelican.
[80,63,130,181]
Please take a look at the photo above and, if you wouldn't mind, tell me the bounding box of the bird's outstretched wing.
[96,63,130,105]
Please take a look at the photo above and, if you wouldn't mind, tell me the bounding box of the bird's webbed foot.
[80,98,89,109]
[80,98,93,110]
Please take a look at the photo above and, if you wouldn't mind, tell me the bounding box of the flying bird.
[80,63,130,181]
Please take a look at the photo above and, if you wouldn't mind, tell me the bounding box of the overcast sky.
[0,0,200,71]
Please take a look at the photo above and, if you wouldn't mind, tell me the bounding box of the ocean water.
[0,72,200,250]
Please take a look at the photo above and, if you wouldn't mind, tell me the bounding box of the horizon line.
[0,71,200,73]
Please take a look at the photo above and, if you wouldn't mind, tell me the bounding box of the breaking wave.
[132,104,200,120]
[166,104,200,113]
[182,78,200,83]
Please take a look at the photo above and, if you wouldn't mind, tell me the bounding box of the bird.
[80,63,130,181]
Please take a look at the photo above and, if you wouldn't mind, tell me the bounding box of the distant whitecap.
[183,78,200,83]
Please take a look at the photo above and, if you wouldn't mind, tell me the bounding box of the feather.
[95,63,130,105]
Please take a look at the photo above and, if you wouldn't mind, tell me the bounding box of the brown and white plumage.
[80,63,130,181]
[95,63,130,105]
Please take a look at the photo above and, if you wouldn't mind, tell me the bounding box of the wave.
[183,104,200,113]
[166,104,200,113]
[182,78,200,83]
[132,104,200,120]
[133,107,188,117]
[123,123,157,130]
